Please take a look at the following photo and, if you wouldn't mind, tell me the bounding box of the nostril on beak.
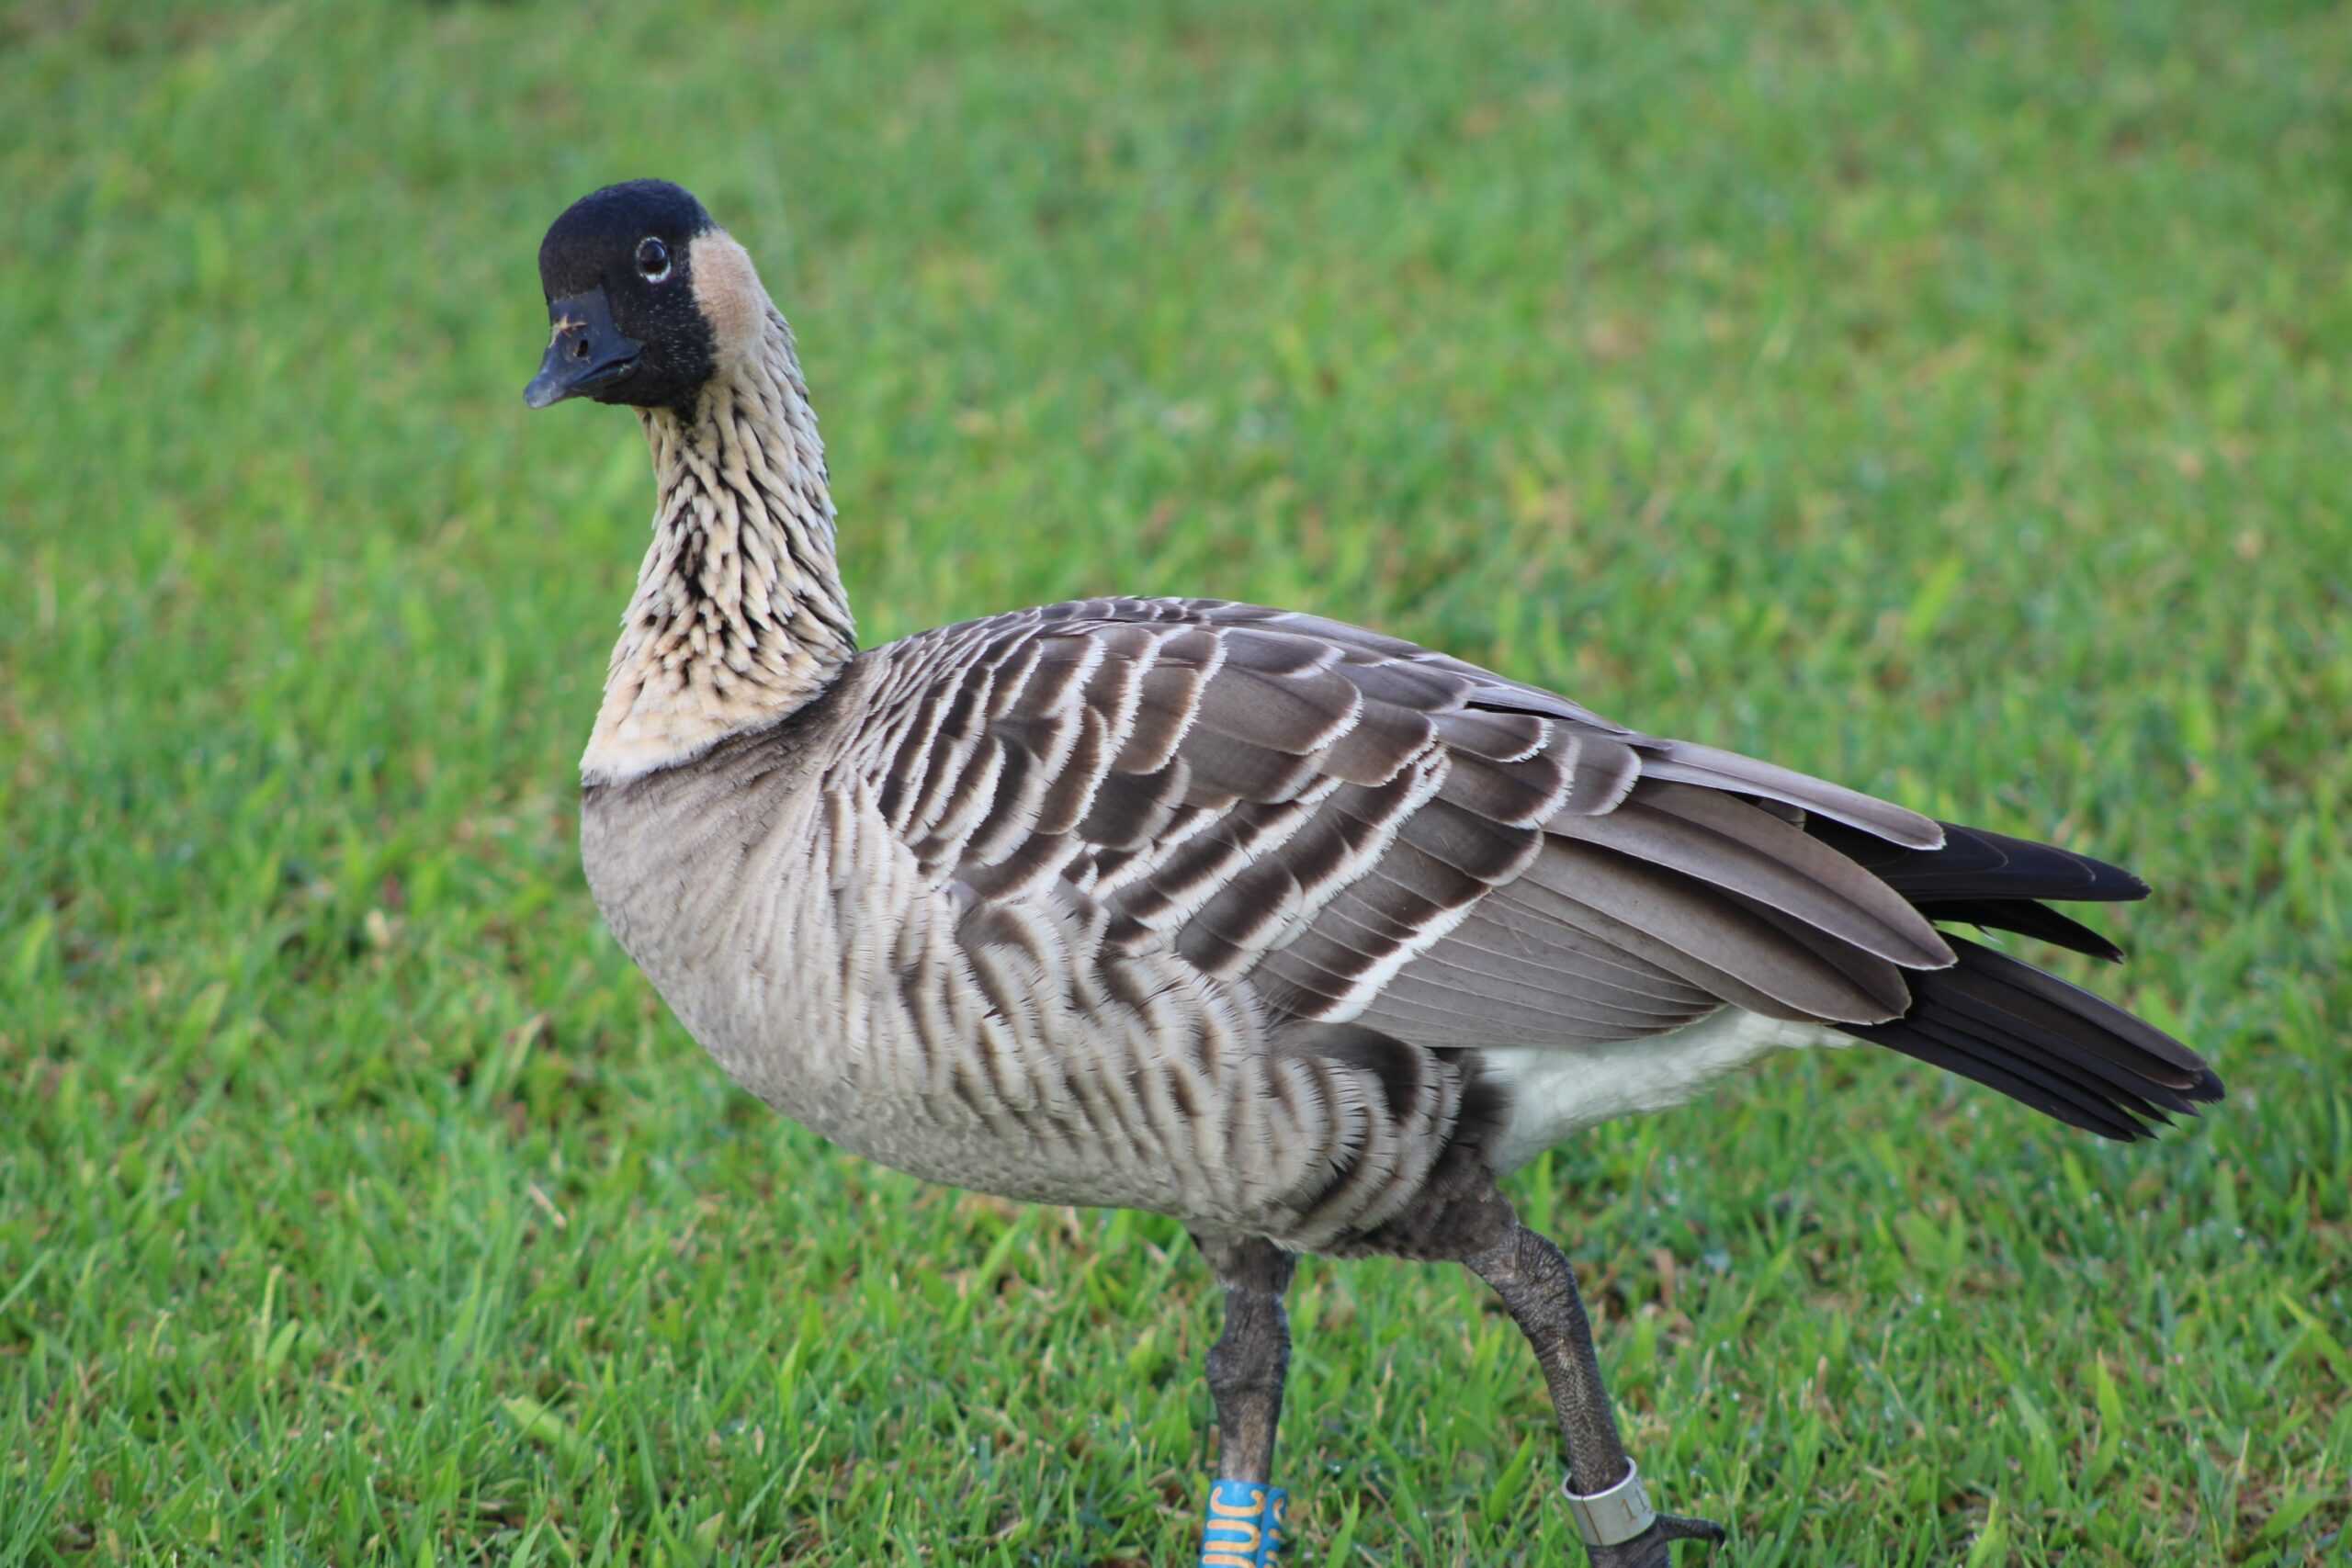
[571,337,590,360]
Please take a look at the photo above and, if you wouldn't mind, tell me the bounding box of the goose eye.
[636,237,671,281]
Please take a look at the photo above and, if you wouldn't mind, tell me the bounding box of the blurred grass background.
[3,0,2348,1562]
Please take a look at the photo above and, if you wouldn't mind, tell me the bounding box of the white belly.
[1478,1010,1852,1172]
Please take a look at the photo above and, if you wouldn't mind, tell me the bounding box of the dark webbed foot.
[1569,1463,1726,1566]
[1586,1517,1729,1568]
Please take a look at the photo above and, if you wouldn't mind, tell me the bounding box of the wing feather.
[844,598,1966,1061]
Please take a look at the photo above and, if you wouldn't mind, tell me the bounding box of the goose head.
[523,179,772,414]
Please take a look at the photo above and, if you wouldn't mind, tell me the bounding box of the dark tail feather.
[1807,818,2222,1139]
[1842,936,2223,1141]
[1805,818,2150,903]
[1804,818,2146,961]
[1907,897,2124,963]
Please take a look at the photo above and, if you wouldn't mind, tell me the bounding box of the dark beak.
[524,288,642,409]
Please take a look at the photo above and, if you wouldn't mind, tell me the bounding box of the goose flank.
[523,180,2222,1567]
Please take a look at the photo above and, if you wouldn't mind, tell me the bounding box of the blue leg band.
[1200,1478,1287,1566]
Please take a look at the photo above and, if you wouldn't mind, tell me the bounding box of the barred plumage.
[531,180,2221,1561]
[576,467,2220,1250]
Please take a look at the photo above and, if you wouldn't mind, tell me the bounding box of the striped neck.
[582,311,857,785]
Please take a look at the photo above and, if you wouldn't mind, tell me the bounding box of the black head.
[525,180,724,412]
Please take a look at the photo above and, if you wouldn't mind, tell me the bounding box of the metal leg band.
[1200,1479,1287,1567]
[1562,1459,1656,1548]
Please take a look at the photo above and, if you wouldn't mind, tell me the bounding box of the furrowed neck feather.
[582,311,856,784]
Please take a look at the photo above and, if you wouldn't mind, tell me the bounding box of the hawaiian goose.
[523,180,2222,1567]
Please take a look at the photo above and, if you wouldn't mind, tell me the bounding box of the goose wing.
[842,596,1956,1049]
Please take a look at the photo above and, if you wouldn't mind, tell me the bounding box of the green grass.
[4,0,2348,1562]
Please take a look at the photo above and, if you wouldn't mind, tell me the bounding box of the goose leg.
[1192,1232,1297,1566]
[1464,1221,1725,1567]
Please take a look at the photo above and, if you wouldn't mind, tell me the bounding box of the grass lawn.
[4,0,2348,1562]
